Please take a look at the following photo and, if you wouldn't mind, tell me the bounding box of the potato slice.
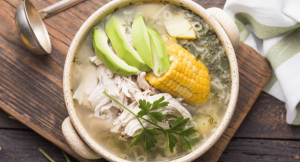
[164,12,196,39]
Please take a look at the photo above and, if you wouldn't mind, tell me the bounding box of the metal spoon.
[15,0,84,55]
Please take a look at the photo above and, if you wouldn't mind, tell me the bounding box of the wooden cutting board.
[0,0,271,161]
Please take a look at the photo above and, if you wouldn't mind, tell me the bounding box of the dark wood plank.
[0,109,27,129]
[234,92,300,139]
[219,138,300,162]
[0,129,80,162]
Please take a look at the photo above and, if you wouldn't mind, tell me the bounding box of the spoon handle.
[38,0,85,19]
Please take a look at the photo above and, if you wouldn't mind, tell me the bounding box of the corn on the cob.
[146,44,210,104]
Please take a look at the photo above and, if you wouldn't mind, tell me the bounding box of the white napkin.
[224,0,300,125]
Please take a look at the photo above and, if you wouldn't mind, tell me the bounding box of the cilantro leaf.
[151,96,169,111]
[138,99,151,113]
[144,133,156,152]
[144,128,163,152]
[137,110,147,117]
[167,117,190,133]
[179,135,191,150]
[180,127,197,136]
[148,114,158,124]
[146,128,164,136]
[104,91,197,153]
[129,129,144,147]
[167,133,178,153]
[189,137,200,146]
[148,112,167,124]
[179,127,197,150]
[137,97,168,124]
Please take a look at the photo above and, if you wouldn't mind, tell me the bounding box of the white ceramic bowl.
[62,0,240,161]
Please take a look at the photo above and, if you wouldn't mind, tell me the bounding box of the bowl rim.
[63,0,239,161]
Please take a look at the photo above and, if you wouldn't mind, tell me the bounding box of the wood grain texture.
[219,138,300,162]
[0,129,79,162]
[0,109,27,129]
[0,0,272,162]
[234,92,300,139]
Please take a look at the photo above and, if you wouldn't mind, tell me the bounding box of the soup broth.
[72,2,230,162]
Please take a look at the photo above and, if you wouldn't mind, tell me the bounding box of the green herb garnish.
[104,91,196,153]
[8,116,15,120]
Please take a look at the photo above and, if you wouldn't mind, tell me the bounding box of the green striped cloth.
[224,0,300,125]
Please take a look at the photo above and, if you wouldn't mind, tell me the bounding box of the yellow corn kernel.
[188,69,193,78]
[177,73,184,82]
[166,80,174,86]
[173,72,180,80]
[146,44,210,104]
[181,65,187,73]
[187,79,194,88]
[162,78,169,84]
[174,84,181,91]
[181,76,188,86]
[185,78,191,87]
[177,62,183,72]
[192,65,197,72]
[184,68,190,76]
[170,82,177,89]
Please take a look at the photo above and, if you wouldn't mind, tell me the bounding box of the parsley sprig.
[104,91,197,153]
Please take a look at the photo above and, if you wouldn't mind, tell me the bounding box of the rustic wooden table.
[1,0,300,161]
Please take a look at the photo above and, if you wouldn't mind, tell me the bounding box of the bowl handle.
[62,117,102,159]
[207,7,240,50]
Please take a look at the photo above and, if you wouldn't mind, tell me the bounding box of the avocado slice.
[106,18,151,71]
[146,27,170,76]
[131,15,153,69]
[92,28,139,76]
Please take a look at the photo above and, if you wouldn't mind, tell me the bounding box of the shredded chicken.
[74,50,193,140]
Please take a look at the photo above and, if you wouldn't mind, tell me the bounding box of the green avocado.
[92,28,139,76]
[106,18,151,71]
[131,15,153,69]
[147,26,170,76]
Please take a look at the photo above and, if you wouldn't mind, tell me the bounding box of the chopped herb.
[145,16,159,25]
[153,18,159,25]
[8,116,15,120]
[169,5,180,16]
[39,149,55,162]
[73,57,82,65]
[189,26,193,31]
[210,93,219,105]
[104,92,197,153]
[71,89,73,92]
